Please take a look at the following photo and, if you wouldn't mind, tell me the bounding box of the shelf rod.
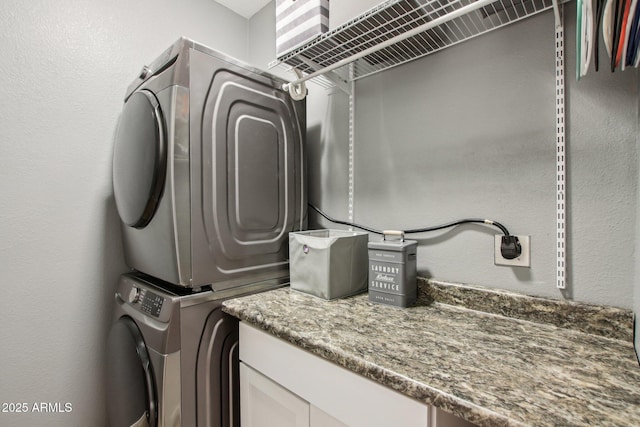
[297,56,351,94]
[283,0,499,89]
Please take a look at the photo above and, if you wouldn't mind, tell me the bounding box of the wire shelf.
[273,0,557,86]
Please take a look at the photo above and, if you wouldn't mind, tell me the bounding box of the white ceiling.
[214,0,272,19]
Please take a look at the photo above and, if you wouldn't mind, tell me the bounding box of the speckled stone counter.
[222,278,640,427]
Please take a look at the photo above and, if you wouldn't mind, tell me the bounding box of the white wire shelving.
[273,0,558,89]
[276,0,570,290]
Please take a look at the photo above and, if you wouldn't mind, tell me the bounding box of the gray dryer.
[112,38,306,290]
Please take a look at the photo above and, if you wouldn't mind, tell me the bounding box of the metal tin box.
[368,231,418,307]
[289,229,369,300]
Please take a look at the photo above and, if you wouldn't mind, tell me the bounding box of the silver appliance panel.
[107,273,285,427]
[113,38,306,289]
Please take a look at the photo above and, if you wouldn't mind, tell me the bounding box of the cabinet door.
[310,405,349,427]
[240,362,310,427]
[240,322,430,427]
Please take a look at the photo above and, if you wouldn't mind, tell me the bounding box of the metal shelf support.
[277,0,570,292]
[553,1,567,290]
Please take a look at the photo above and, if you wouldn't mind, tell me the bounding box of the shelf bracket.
[297,56,351,94]
[284,56,351,96]
[318,71,352,95]
[552,0,562,27]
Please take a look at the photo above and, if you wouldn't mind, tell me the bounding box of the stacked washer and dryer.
[106,38,306,427]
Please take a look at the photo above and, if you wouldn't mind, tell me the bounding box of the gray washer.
[106,273,284,427]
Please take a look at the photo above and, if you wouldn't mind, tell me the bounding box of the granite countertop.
[222,278,640,427]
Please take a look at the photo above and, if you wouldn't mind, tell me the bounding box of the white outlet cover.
[494,235,530,267]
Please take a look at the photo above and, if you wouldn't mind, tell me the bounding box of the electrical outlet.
[494,235,530,267]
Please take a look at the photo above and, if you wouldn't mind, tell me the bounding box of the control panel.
[128,286,164,318]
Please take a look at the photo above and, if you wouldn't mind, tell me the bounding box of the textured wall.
[0,1,247,425]
[250,3,638,313]
[249,4,353,227]
[636,89,640,359]
[352,8,638,308]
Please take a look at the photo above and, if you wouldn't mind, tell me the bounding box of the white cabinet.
[310,405,349,427]
[240,362,309,427]
[240,362,350,427]
[239,322,477,427]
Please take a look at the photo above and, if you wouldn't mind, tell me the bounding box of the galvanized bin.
[368,231,418,307]
[289,229,369,300]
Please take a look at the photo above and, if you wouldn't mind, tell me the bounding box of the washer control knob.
[139,65,150,80]
[128,287,141,304]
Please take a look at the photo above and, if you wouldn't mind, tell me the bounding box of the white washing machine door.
[113,89,167,228]
[106,316,158,427]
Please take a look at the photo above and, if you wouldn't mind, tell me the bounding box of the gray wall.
[0,1,247,425]
[353,8,638,309]
[637,92,640,359]
[250,0,639,334]
[0,2,635,425]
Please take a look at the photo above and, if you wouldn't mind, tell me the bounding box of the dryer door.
[113,90,167,229]
[106,316,158,427]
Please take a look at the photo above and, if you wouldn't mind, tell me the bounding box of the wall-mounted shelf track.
[272,0,559,89]
[277,0,571,290]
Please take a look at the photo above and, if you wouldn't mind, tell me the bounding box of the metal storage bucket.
[368,231,418,308]
[289,229,369,300]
